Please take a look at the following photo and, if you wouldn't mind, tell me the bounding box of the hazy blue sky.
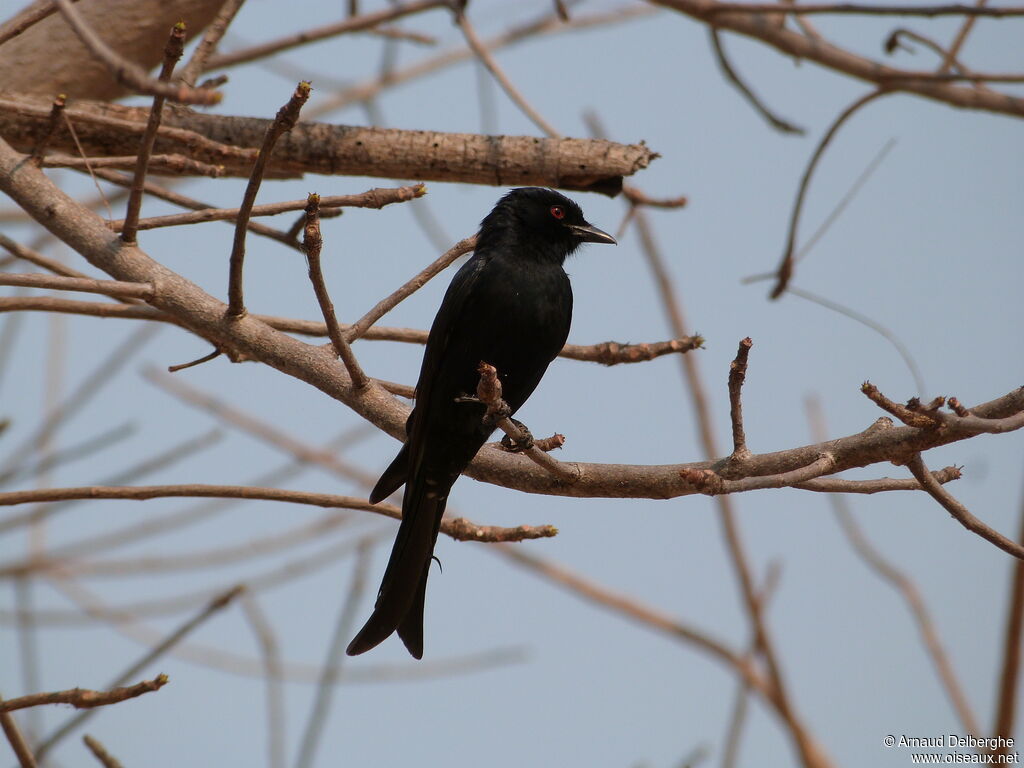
[2,2,1022,767]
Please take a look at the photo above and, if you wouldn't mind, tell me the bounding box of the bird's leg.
[500,418,534,452]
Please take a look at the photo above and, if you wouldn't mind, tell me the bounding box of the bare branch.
[82,734,124,768]
[109,185,426,233]
[703,2,1024,16]
[34,586,242,759]
[120,22,185,244]
[727,337,753,459]
[0,0,81,46]
[0,704,36,768]
[302,193,368,389]
[29,94,67,165]
[295,544,369,768]
[0,273,153,300]
[805,395,980,735]
[907,454,1024,561]
[227,81,311,317]
[176,0,248,86]
[0,676,168,713]
[771,89,887,299]
[0,484,557,543]
[709,29,805,134]
[0,94,656,193]
[993,495,1024,755]
[203,0,448,71]
[238,595,284,768]
[346,235,475,342]
[651,0,1024,118]
[793,466,961,494]
[456,8,562,138]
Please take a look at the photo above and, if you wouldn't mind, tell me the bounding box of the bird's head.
[479,187,616,262]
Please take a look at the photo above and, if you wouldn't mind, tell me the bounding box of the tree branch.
[0,94,656,193]
[0,676,168,713]
[907,454,1024,561]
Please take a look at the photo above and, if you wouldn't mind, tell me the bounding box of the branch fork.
[463,362,577,482]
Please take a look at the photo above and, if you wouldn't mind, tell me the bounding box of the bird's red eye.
[550,206,565,220]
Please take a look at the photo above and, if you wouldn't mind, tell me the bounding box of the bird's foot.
[501,418,534,452]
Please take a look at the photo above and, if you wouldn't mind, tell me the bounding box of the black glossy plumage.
[346,188,615,659]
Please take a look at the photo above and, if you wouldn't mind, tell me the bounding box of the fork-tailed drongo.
[346,187,615,659]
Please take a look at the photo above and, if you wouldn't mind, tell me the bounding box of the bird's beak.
[568,222,616,245]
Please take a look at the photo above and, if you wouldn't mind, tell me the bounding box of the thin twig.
[0,234,95,280]
[82,734,124,768]
[204,0,448,71]
[496,544,773,699]
[788,287,927,396]
[727,338,753,459]
[142,366,379,487]
[0,676,168,713]
[771,89,888,299]
[455,9,562,138]
[34,586,242,759]
[0,423,135,488]
[0,324,160,478]
[44,153,225,177]
[0,273,153,300]
[620,172,831,766]
[295,543,370,768]
[11,426,376,566]
[793,138,897,264]
[793,467,960,493]
[239,594,285,768]
[805,396,980,736]
[939,0,986,74]
[0,0,82,46]
[227,81,311,318]
[704,2,1024,16]
[167,349,222,373]
[307,5,656,119]
[90,169,301,251]
[177,0,248,86]
[906,454,1024,561]
[0,485,557,543]
[0,428,223,535]
[302,193,368,388]
[0,704,37,768]
[109,185,425,233]
[0,292,705,366]
[722,564,783,768]
[120,22,185,244]
[709,29,805,134]
[992,488,1024,755]
[29,94,67,165]
[30,513,354,578]
[346,235,475,342]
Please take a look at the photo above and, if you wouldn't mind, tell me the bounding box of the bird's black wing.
[348,253,492,657]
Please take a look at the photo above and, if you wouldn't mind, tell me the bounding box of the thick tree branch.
[0,94,656,194]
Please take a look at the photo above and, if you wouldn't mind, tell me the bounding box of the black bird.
[346,188,615,658]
